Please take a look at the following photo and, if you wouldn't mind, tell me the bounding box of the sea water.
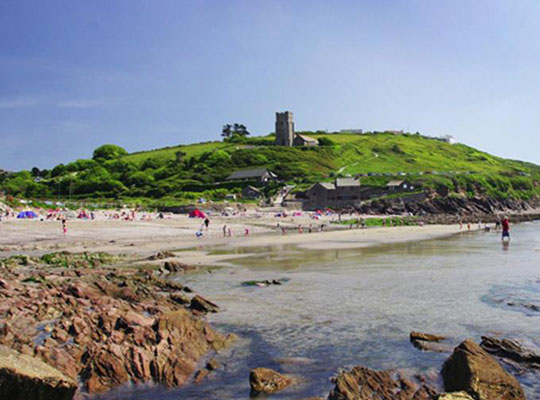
[97,222,540,399]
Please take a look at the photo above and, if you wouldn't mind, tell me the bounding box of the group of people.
[459,215,511,241]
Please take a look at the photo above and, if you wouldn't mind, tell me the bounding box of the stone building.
[304,178,369,209]
[293,134,318,147]
[226,168,277,183]
[275,111,295,146]
[386,180,414,192]
[275,111,318,147]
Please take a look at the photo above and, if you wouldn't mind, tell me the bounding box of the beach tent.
[189,209,206,219]
[77,211,89,219]
[17,211,38,219]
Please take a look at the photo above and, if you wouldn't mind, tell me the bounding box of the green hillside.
[1,132,539,206]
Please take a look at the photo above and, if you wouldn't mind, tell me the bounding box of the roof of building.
[336,178,360,187]
[226,168,276,180]
[295,134,318,143]
[310,182,336,191]
[386,180,405,187]
[243,185,262,193]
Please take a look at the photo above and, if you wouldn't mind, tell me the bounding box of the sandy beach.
[0,212,473,266]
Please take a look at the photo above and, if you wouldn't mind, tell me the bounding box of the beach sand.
[0,212,474,266]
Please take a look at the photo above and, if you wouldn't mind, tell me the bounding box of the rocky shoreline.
[1,251,538,399]
[357,194,540,222]
[0,251,234,398]
[246,331,537,400]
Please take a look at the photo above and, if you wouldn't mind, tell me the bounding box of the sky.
[1,0,540,170]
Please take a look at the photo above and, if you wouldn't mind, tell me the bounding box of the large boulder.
[0,345,77,400]
[441,339,525,400]
[327,366,437,400]
[249,367,293,394]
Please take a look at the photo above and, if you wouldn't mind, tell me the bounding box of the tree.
[221,123,250,140]
[31,167,41,177]
[221,124,232,138]
[232,123,250,137]
[92,144,128,161]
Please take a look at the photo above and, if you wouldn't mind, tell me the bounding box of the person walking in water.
[501,216,510,241]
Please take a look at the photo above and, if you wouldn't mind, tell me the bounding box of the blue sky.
[1,0,539,170]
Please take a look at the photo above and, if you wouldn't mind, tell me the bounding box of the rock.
[0,253,230,394]
[206,358,220,371]
[0,345,77,400]
[193,369,208,383]
[249,367,293,394]
[120,310,154,328]
[480,336,540,367]
[170,292,190,305]
[327,366,437,400]
[163,261,187,273]
[410,331,446,342]
[148,251,175,260]
[436,393,475,400]
[190,295,220,313]
[412,340,454,353]
[441,339,525,400]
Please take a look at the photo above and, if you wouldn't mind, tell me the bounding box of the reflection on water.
[97,222,540,399]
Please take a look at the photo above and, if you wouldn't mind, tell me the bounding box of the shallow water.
[97,223,540,399]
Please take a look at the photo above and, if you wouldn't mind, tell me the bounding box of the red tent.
[189,209,206,219]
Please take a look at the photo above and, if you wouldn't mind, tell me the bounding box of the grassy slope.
[123,142,233,165]
[4,132,538,204]
[121,132,537,177]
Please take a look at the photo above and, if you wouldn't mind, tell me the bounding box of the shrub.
[92,144,128,161]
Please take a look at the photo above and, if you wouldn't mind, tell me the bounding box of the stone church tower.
[275,111,295,146]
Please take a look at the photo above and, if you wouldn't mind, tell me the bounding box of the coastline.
[0,215,479,264]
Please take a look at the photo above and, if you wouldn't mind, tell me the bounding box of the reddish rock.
[193,368,209,383]
[0,345,77,400]
[249,367,293,394]
[410,331,446,342]
[0,252,229,395]
[441,339,525,400]
[190,295,219,313]
[327,366,437,400]
[480,336,540,366]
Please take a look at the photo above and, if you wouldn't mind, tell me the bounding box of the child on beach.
[61,219,67,235]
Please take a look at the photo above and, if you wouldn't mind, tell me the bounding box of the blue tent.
[17,211,38,219]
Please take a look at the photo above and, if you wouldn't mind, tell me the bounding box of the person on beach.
[467,222,471,231]
[244,228,249,236]
[204,218,210,231]
[61,218,67,235]
[501,216,510,241]
[223,225,227,237]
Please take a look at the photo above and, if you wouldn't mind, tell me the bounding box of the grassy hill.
[1,131,539,206]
